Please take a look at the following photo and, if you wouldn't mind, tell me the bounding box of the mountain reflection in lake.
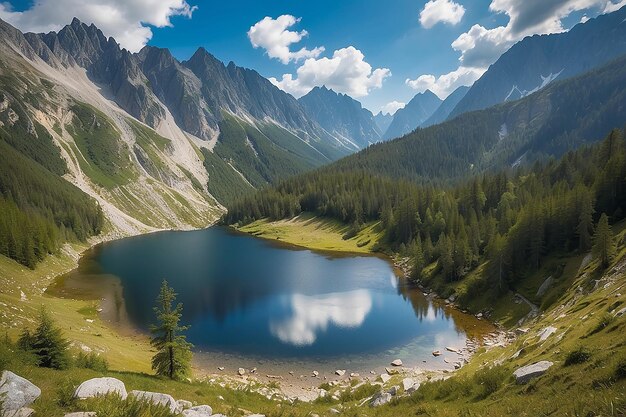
[56,227,492,364]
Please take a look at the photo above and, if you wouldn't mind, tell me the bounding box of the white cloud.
[406,66,484,98]
[407,0,623,98]
[270,46,391,98]
[247,15,324,64]
[269,290,372,346]
[420,0,466,29]
[381,101,406,115]
[0,0,196,53]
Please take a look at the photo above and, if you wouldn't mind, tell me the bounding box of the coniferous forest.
[225,128,626,299]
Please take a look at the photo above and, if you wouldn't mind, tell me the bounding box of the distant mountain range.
[449,6,626,119]
[383,90,442,140]
[298,86,382,149]
[422,86,469,127]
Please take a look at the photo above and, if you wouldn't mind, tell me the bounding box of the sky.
[1,0,625,114]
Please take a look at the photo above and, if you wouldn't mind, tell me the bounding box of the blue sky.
[1,0,622,113]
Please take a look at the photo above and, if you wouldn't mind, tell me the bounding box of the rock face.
[74,377,127,400]
[370,392,392,407]
[130,390,180,414]
[513,361,554,384]
[299,86,381,149]
[182,405,213,417]
[383,90,442,140]
[0,371,41,412]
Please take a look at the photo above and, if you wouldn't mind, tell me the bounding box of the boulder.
[513,361,553,384]
[312,371,319,377]
[402,378,414,391]
[177,399,193,410]
[182,405,213,417]
[379,373,391,383]
[349,373,359,378]
[387,385,399,396]
[73,377,127,400]
[370,392,392,407]
[390,359,403,367]
[385,367,399,375]
[4,408,35,417]
[318,389,328,399]
[538,326,557,342]
[238,368,246,376]
[130,390,180,414]
[432,350,442,356]
[0,371,41,412]
[334,370,345,376]
[445,347,459,353]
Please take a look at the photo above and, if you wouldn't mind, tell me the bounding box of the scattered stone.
[318,389,328,399]
[64,413,96,417]
[538,326,557,342]
[74,377,127,400]
[385,367,399,375]
[349,373,359,378]
[370,392,392,407]
[182,406,213,417]
[217,367,224,371]
[402,378,414,391]
[238,368,246,376]
[334,369,345,376]
[312,371,319,377]
[0,371,41,412]
[476,313,483,319]
[391,359,403,366]
[513,361,554,384]
[515,328,530,335]
[614,306,626,317]
[177,399,193,410]
[329,409,340,414]
[379,374,391,383]
[387,385,399,396]
[251,367,257,374]
[432,350,442,356]
[130,390,180,414]
[445,347,459,353]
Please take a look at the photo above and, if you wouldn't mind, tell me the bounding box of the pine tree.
[593,213,616,268]
[150,280,193,380]
[26,308,70,369]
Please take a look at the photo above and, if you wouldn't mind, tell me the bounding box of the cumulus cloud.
[381,101,406,115]
[270,290,372,346]
[270,46,391,98]
[247,15,324,64]
[0,0,196,53]
[420,0,466,29]
[406,66,484,98]
[407,0,623,98]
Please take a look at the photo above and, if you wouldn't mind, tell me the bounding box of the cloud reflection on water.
[270,290,373,346]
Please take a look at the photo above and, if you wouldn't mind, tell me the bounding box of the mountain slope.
[299,86,381,149]
[373,111,393,133]
[383,90,441,140]
[422,85,469,127]
[449,6,626,119]
[333,53,626,182]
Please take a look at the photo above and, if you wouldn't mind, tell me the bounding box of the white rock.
[130,390,180,414]
[402,378,414,391]
[349,373,359,378]
[513,361,554,384]
[538,326,557,341]
[238,368,246,376]
[318,389,328,399]
[334,370,345,376]
[5,408,35,417]
[0,371,41,412]
[379,373,391,383]
[432,350,442,356]
[74,377,127,400]
[370,392,392,407]
[312,371,319,377]
[182,405,213,417]
[177,399,193,410]
[445,347,459,353]
[390,359,403,367]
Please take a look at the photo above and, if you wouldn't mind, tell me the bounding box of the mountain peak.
[70,17,82,27]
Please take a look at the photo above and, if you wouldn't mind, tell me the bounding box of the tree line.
[224,128,626,295]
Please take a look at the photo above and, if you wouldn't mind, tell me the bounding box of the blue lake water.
[58,227,490,367]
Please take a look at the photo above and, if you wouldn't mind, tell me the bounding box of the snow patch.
[498,123,508,141]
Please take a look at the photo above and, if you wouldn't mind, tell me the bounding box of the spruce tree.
[593,213,616,268]
[25,308,70,369]
[150,280,192,380]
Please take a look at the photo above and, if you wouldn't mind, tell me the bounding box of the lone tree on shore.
[150,280,192,380]
[593,213,616,268]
